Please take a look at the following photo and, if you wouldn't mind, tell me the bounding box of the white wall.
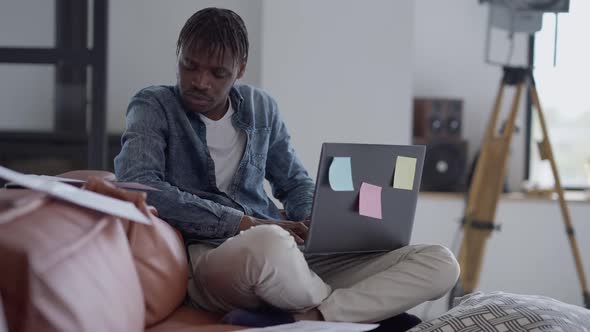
[260,0,414,174]
[0,0,55,131]
[409,193,590,319]
[107,0,263,133]
[413,0,530,191]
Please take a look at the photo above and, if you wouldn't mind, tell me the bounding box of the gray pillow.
[409,291,590,332]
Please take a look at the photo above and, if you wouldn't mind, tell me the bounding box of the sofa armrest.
[0,190,145,332]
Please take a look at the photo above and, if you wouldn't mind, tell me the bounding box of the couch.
[0,170,244,332]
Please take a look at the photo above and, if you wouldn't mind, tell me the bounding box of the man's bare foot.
[294,308,324,321]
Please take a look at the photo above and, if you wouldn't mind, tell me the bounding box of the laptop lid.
[303,143,426,254]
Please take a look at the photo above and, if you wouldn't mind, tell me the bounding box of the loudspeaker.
[414,138,468,192]
[413,98,463,141]
[413,98,467,192]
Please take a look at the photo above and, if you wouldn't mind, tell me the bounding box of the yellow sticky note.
[393,156,416,190]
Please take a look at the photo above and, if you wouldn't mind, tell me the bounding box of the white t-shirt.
[199,102,246,193]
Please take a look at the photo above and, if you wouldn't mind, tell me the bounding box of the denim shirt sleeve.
[264,98,315,221]
[114,90,243,239]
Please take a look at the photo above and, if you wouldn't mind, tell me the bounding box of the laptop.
[299,143,426,254]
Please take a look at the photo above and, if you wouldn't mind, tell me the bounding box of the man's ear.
[236,62,246,80]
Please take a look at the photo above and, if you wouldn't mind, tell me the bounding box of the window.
[528,0,590,189]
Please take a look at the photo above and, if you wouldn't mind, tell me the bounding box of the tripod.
[453,66,590,309]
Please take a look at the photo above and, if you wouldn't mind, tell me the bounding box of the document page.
[0,166,151,225]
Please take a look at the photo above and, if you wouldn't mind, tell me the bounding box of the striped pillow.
[409,292,590,332]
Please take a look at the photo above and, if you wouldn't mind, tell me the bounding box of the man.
[115,7,459,329]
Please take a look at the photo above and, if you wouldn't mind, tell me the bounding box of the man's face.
[177,46,245,120]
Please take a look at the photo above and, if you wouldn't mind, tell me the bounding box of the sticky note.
[393,156,417,190]
[329,157,354,191]
[359,182,382,219]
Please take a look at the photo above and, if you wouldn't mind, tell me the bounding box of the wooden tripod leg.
[530,84,590,308]
[458,81,523,293]
[457,82,504,288]
[457,84,503,293]
[464,79,505,220]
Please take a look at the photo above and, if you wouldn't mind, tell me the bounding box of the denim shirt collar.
[228,86,250,131]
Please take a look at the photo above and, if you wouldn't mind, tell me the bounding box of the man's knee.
[200,224,302,287]
[234,224,300,262]
[224,225,327,310]
[421,245,460,298]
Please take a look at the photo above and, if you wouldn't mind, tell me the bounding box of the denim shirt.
[114,84,314,242]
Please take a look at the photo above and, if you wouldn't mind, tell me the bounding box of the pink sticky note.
[359,182,382,220]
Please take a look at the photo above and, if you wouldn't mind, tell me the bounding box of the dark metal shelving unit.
[0,0,115,173]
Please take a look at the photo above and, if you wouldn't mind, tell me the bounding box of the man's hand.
[84,177,158,218]
[239,215,308,244]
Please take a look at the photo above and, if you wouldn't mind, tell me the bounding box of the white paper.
[239,320,378,332]
[38,175,85,183]
[7,174,159,192]
[0,166,151,225]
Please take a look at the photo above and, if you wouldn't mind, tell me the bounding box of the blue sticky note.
[329,157,354,191]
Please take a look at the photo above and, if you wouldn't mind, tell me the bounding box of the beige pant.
[187,225,459,323]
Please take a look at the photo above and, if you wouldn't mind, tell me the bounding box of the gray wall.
[261,0,414,175]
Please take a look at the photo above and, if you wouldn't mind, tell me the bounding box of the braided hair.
[176,7,249,65]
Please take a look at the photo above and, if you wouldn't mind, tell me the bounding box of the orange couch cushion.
[82,178,190,327]
[0,189,145,332]
[124,216,189,327]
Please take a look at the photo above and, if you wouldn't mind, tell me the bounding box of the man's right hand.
[238,215,308,244]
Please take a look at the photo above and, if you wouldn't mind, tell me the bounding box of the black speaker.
[414,138,468,192]
[413,98,467,192]
[413,98,463,141]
